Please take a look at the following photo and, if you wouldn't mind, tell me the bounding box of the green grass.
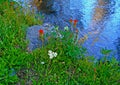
[0,1,120,85]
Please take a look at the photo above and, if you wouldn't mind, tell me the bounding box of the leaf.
[100,48,112,55]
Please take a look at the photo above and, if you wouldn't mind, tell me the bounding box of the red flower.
[73,20,78,26]
[69,19,78,28]
[73,20,78,23]
[39,29,44,35]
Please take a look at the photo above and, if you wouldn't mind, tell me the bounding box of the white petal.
[41,62,45,64]
[48,53,53,57]
[50,56,54,59]
[48,50,52,54]
[54,52,57,57]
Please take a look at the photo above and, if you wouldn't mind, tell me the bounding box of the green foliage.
[20,27,120,85]
[101,48,112,56]
[28,49,120,85]
[0,1,120,85]
[0,1,42,84]
[44,29,86,59]
[0,0,8,4]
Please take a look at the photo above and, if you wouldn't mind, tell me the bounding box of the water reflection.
[82,0,120,59]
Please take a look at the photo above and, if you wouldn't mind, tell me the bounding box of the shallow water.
[44,0,120,60]
[17,0,120,60]
[80,0,120,60]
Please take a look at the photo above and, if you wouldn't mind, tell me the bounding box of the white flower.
[48,50,58,59]
[41,62,45,64]
[48,50,54,59]
[64,26,69,31]
[53,52,57,57]
[48,53,54,59]
[49,56,54,59]
[48,50,52,54]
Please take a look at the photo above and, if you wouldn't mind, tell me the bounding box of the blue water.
[75,0,96,29]
[15,0,120,60]
[80,0,120,60]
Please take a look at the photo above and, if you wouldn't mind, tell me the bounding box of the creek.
[15,0,120,60]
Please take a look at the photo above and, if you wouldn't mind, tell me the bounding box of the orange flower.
[39,29,44,35]
[74,20,78,23]
[69,19,73,23]
[73,20,78,26]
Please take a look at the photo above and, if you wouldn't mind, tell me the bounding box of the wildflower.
[62,62,65,64]
[48,53,54,59]
[69,19,73,23]
[53,52,57,57]
[48,50,54,59]
[39,29,44,35]
[48,50,57,59]
[73,20,78,23]
[64,26,69,31]
[39,29,44,46]
[73,20,78,27]
[41,62,45,65]
[48,50,52,54]
[49,55,54,59]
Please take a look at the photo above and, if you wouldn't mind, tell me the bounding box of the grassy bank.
[0,1,120,85]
